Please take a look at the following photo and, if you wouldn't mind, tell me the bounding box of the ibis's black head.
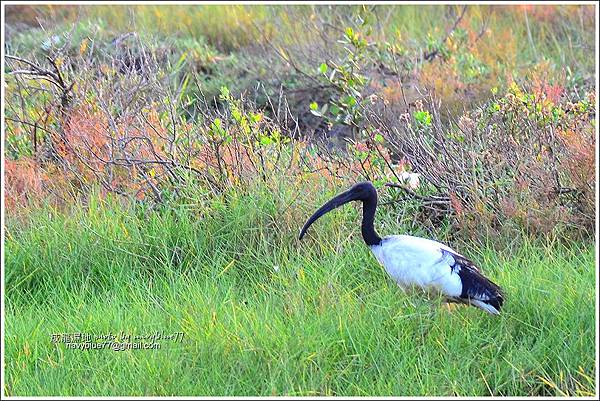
[346,181,378,200]
[298,181,381,246]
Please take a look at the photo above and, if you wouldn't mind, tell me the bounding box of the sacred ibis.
[299,181,504,315]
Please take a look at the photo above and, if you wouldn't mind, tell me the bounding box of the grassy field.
[4,183,596,396]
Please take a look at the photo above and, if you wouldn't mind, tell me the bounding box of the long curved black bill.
[299,189,357,240]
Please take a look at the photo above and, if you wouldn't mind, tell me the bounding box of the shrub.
[4,4,596,241]
[364,81,595,238]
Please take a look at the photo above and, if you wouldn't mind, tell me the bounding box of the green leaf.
[260,136,272,146]
[413,110,431,126]
[318,63,328,74]
[250,113,262,123]
[174,51,188,71]
[231,109,242,122]
[345,96,357,107]
[310,102,318,111]
[374,133,384,143]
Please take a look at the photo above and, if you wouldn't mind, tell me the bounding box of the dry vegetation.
[4,4,596,239]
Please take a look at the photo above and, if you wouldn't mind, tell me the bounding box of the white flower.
[399,171,421,189]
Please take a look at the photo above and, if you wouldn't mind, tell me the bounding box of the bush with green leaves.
[365,82,595,238]
[310,10,376,134]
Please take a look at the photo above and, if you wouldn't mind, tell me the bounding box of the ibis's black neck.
[360,195,382,246]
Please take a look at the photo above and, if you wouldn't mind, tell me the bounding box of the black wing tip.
[485,293,504,312]
[495,290,505,307]
[452,253,505,312]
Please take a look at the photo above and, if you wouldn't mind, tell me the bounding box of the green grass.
[4,183,596,396]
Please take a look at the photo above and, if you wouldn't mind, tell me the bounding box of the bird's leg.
[442,297,463,313]
[444,302,458,313]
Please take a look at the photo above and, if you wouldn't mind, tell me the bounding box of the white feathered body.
[370,235,503,314]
